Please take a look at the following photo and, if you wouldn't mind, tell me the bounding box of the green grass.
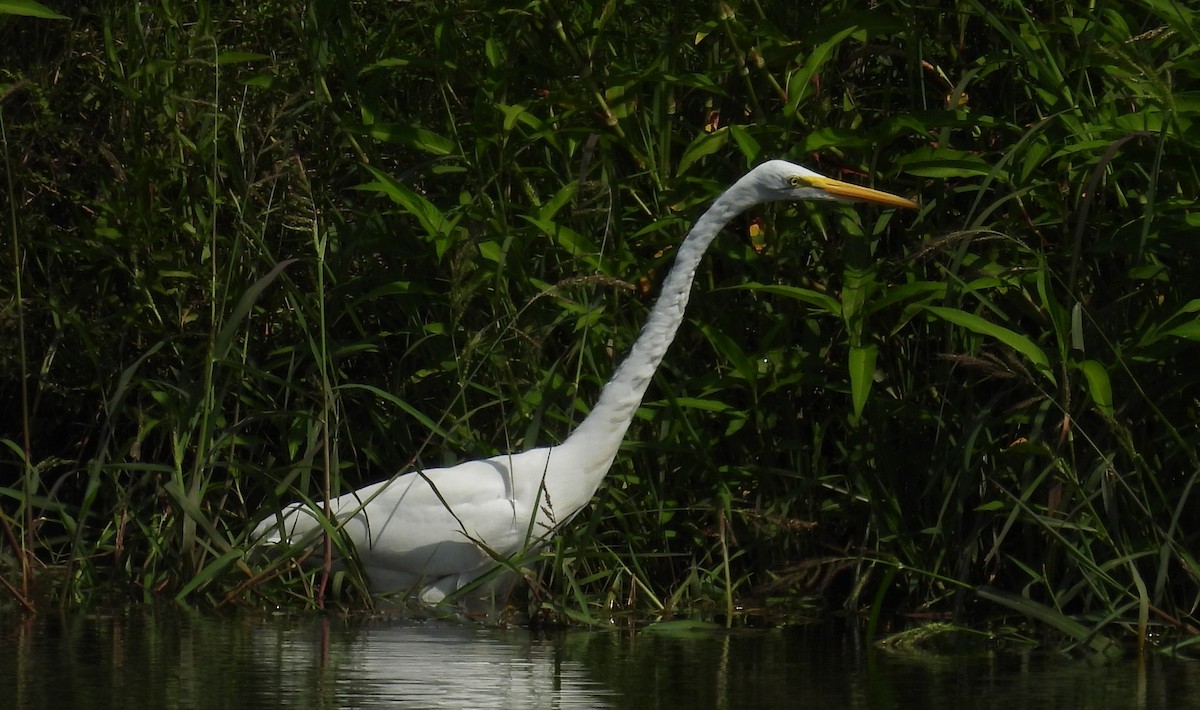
[1,0,1197,649]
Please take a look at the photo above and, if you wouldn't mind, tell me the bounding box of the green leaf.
[360,57,412,72]
[522,216,601,265]
[1077,359,1114,417]
[484,37,504,68]
[1178,299,1200,315]
[214,260,297,364]
[363,123,456,155]
[537,181,579,221]
[728,124,761,163]
[1137,299,1200,346]
[672,397,733,413]
[242,74,276,89]
[869,281,947,315]
[841,262,876,336]
[976,586,1123,662]
[162,478,234,554]
[677,128,728,176]
[896,147,1001,179]
[175,548,245,602]
[0,0,68,19]
[1162,320,1200,341]
[477,240,502,263]
[358,165,454,239]
[699,323,757,385]
[785,25,858,115]
[802,126,874,152]
[499,103,529,132]
[925,305,1055,383]
[732,282,842,317]
[849,343,878,420]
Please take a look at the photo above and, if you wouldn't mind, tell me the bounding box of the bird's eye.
[788,175,804,188]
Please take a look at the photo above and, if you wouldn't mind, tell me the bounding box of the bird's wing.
[260,446,568,580]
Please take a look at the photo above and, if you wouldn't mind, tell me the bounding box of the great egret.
[254,160,916,603]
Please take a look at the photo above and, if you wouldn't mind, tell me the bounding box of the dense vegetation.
[2,0,1197,648]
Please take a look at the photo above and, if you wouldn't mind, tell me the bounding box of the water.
[2,611,1195,709]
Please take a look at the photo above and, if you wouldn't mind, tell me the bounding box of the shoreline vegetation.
[1,1,1197,654]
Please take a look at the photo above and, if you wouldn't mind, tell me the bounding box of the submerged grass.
[1,0,1198,650]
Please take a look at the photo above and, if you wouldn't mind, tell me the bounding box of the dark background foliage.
[1,0,1197,640]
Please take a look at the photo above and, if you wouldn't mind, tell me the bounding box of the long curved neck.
[559,178,757,477]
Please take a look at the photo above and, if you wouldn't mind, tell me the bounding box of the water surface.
[2,611,1194,709]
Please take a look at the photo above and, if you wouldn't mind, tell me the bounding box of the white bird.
[254,160,917,604]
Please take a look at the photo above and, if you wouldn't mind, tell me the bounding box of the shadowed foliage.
[1,0,1197,650]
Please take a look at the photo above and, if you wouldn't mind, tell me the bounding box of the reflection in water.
[258,618,614,709]
[2,611,1197,710]
[0,613,614,710]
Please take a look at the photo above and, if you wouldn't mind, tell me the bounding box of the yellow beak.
[806,175,918,209]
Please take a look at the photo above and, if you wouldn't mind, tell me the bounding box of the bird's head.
[743,159,917,209]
